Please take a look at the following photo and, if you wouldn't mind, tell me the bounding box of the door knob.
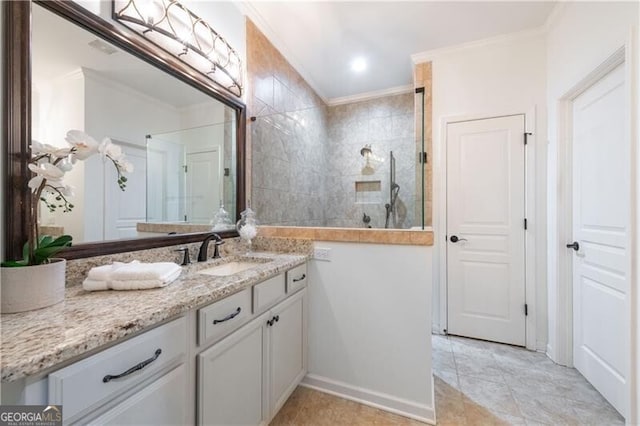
[450,235,468,243]
[566,241,580,251]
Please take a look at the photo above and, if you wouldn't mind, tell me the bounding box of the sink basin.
[198,261,264,277]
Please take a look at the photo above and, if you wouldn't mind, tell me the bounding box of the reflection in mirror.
[146,120,236,225]
[32,3,237,244]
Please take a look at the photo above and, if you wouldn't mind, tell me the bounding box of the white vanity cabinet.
[266,288,307,418]
[87,364,187,425]
[48,317,188,425]
[3,262,308,426]
[198,313,266,426]
[198,264,308,426]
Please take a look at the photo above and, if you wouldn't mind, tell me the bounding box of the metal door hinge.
[524,218,528,230]
[418,151,427,164]
[524,304,528,316]
[183,165,188,173]
[524,132,532,145]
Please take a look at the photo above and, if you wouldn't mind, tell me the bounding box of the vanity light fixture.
[113,0,244,97]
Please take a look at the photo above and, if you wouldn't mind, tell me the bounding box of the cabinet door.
[198,316,264,426]
[86,364,187,426]
[268,289,307,416]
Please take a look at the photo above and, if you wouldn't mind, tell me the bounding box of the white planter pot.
[1,258,66,314]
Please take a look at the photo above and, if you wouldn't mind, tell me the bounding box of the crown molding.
[236,1,329,105]
[411,26,545,64]
[326,84,414,107]
[543,2,568,32]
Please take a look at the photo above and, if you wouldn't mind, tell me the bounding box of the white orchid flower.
[28,162,65,181]
[118,159,135,173]
[27,175,44,193]
[66,130,99,160]
[57,158,73,172]
[31,140,72,158]
[60,185,75,197]
[99,138,124,161]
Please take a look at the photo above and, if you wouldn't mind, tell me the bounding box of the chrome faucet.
[198,233,225,262]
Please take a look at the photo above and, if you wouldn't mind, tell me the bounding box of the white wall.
[424,30,548,350]
[33,71,87,241]
[83,69,181,241]
[304,241,434,423]
[545,1,639,364]
[545,2,639,420]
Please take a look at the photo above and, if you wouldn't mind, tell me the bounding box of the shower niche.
[355,180,382,204]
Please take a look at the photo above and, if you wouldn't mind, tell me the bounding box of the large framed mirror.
[3,0,246,260]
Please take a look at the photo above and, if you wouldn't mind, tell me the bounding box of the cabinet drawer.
[199,288,252,346]
[49,317,186,424]
[286,264,307,294]
[87,364,187,426]
[253,274,285,313]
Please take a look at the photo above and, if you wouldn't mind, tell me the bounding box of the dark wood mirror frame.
[3,0,246,261]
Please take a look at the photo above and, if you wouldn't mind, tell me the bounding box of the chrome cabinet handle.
[292,274,306,282]
[213,307,241,324]
[103,349,162,383]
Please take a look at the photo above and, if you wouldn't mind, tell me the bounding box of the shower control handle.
[450,235,468,243]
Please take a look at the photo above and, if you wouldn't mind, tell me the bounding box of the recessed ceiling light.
[350,57,367,73]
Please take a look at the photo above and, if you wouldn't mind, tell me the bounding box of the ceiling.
[243,1,557,102]
[32,3,212,109]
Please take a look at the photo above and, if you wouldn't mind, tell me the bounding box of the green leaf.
[50,235,72,247]
[1,259,29,267]
[38,235,54,248]
[22,241,29,263]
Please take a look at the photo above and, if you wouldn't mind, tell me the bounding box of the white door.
[104,143,147,240]
[186,149,220,223]
[446,115,526,346]
[571,63,628,417]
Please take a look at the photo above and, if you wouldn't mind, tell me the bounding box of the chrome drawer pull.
[213,307,241,324]
[292,274,306,282]
[103,349,162,383]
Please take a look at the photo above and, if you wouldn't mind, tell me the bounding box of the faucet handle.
[174,247,191,266]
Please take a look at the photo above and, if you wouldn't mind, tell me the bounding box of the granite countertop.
[1,251,309,383]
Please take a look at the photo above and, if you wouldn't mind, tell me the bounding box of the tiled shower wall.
[247,20,329,227]
[325,94,416,228]
[247,20,423,229]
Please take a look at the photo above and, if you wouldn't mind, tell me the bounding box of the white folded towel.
[111,262,181,282]
[83,261,182,292]
[111,267,182,290]
[82,279,110,291]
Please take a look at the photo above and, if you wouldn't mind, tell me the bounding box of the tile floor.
[270,334,624,425]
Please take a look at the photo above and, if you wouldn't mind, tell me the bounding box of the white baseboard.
[546,343,555,361]
[301,374,436,425]
[536,340,548,353]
